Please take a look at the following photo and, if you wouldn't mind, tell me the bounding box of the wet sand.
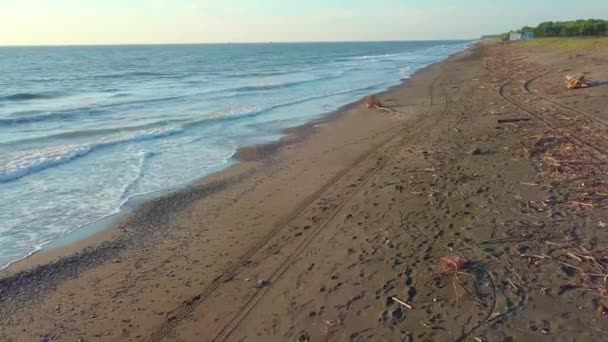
[1,39,608,341]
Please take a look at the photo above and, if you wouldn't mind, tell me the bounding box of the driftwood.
[391,297,413,309]
[498,118,531,124]
[363,95,383,109]
[565,75,590,89]
[363,95,403,115]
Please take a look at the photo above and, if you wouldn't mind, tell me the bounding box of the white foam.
[352,52,414,61]
[0,126,183,183]
[0,40,473,269]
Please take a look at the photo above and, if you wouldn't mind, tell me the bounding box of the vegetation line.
[499,19,607,40]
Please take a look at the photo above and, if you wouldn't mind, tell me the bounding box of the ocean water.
[0,41,470,268]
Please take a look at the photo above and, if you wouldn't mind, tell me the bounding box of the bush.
[500,19,608,40]
[531,19,607,38]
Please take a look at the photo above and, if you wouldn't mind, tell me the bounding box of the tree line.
[500,19,607,40]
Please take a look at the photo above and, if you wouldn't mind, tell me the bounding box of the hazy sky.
[2,0,607,45]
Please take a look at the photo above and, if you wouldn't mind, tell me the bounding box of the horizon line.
[0,38,475,48]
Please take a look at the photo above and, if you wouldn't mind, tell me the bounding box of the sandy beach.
[1,39,608,341]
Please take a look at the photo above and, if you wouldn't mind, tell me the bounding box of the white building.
[510,32,534,41]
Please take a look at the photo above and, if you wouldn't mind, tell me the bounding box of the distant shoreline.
[0,39,472,48]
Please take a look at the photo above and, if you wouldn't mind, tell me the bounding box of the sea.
[0,41,471,269]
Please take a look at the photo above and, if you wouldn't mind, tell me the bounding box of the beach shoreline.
[2,39,607,341]
[1,45,472,277]
[0,44,470,340]
[1,41,473,273]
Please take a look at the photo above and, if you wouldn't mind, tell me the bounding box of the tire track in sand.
[523,65,608,127]
[211,76,454,342]
[148,129,400,342]
[498,78,608,156]
[149,73,450,342]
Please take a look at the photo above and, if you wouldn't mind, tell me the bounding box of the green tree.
[593,21,607,35]
[535,22,555,37]
[502,19,608,39]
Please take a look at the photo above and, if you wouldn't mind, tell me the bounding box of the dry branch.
[392,297,414,309]
[498,118,531,124]
[565,75,591,89]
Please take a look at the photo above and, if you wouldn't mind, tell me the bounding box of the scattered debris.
[391,297,413,309]
[498,117,531,124]
[471,148,483,156]
[257,279,270,288]
[526,129,608,208]
[437,255,476,301]
[566,247,608,270]
[297,331,311,342]
[581,274,608,299]
[409,168,437,172]
[439,256,469,274]
[364,95,384,109]
[363,95,403,115]
[565,75,591,89]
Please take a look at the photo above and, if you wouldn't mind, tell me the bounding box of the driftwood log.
[565,75,590,89]
[363,95,403,115]
[363,95,383,109]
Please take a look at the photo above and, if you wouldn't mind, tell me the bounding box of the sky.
[1,0,607,45]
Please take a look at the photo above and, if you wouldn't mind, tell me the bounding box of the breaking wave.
[0,127,183,183]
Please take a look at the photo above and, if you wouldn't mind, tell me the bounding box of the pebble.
[257,279,270,288]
